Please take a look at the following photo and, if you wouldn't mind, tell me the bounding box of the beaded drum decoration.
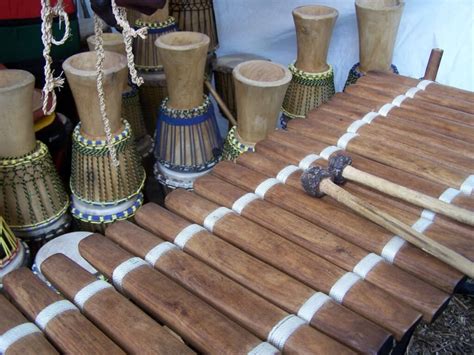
[0,217,30,287]
[345,62,399,89]
[282,64,335,121]
[133,16,178,72]
[222,125,255,161]
[154,95,222,189]
[70,121,146,232]
[0,142,71,241]
[122,85,153,157]
[169,0,219,52]
[139,70,169,136]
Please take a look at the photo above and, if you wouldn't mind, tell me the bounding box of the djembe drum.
[345,0,404,88]
[88,33,151,157]
[281,5,338,123]
[0,217,29,287]
[133,4,178,72]
[222,60,292,160]
[169,0,219,52]
[138,70,168,136]
[213,53,270,120]
[154,31,222,190]
[0,70,70,243]
[63,51,145,232]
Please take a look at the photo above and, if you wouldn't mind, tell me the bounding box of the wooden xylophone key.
[135,203,394,354]
[0,294,58,355]
[2,268,124,354]
[78,234,277,354]
[164,189,423,340]
[40,254,194,354]
[104,221,355,354]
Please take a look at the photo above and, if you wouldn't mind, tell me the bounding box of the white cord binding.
[412,217,433,233]
[460,175,474,195]
[267,315,305,350]
[329,272,360,304]
[297,292,331,323]
[0,323,42,353]
[276,165,301,183]
[381,236,406,263]
[361,112,380,124]
[298,154,321,170]
[417,80,433,90]
[337,132,359,150]
[145,242,178,265]
[174,224,206,249]
[203,207,233,232]
[247,342,279,355]
[439,188,461,204]
[232,193,260,215]
[405,87,422,99]
[353,253,383,279]
[112,257,148,293]
[392,95,408,107]
[378,103,396,117]
[319,146,342,160]
[255,179,281,199]
[74,280,112,311]
[347,120,368,134]
[35,300,77,330]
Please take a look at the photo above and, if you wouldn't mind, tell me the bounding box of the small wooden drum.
[86,33,126,54]
[0,217,30,287]
[213,53,270,119]
[32,231,100,287]
[138,70,169,136]
[169,0,219,52]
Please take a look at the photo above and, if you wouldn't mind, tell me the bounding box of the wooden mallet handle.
[205,80,238,126]
[423,48,444,81]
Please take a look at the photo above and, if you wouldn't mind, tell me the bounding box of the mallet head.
[301,166,333,198]
[328,154,352,185]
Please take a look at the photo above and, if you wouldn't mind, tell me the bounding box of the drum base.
[0,241,30,289]
[155,163,211,190]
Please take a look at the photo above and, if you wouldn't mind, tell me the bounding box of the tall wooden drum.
[154,31,222,190]
[0,70,70,243]
[282,5,338,122]
[63,51,145,232]
[222,60,292,160]
[138,70,168,136]
[213,53,270,120]
[169,0,219,52]
[345,0,404,88]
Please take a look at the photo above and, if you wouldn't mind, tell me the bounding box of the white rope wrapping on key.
[337,132,359,150]
[0,323,42,353]
[232,193,260,214]
[353,253,383,279]
[255,178,281,199]
[361,111,380,123]
[417,80,433,90]
[35,300,77,330]
[40,0,71,115]
[248,342,279,355]
[460,175,474,195]
[347,120,368,134]
[203,207,233,232]
[378,103,395,117]
[74,280,113,311]
[297,292,331,323]
[145,242,178,265]
[405,87,422,99]
[112,257,148,293]
[298,154,321,170]
[276,165,301,183]
[267,315,305,350]
[174,224,206,249]
[392,95,408,107]
[381,236,406,263]
[329,272,360,304]
[319,146,341,160]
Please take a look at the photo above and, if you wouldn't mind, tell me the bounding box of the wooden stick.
[215,159,464,296]
[134,203,394,353]
[0,294,58,354]
[104,221,353,354]
[311,175,474,278]
[423,48,444,81]
[41,254,193,354]
[3,268,124,354]
[205,80,238,126]
[193,173,450,321]
[165,189,422,340]
[340,164,474,226]
[78,234,265,354]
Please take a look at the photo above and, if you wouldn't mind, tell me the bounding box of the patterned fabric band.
[222,126,255,161]
[154,95,222,174]
[0,141,70,239]
[344,62,399,90]
[281,63,335,120]
[133,16,178,72]
[70,120,146,206]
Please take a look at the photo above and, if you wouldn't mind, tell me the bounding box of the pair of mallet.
[301,154,474,278]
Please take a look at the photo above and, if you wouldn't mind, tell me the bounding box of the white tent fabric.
[214,0,474,92]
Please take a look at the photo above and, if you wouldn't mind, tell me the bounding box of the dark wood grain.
[78,234,264,354]
[2,268,124,354]
[0,294,58,355]
[136,203,393,354]
[41,254,194,354]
